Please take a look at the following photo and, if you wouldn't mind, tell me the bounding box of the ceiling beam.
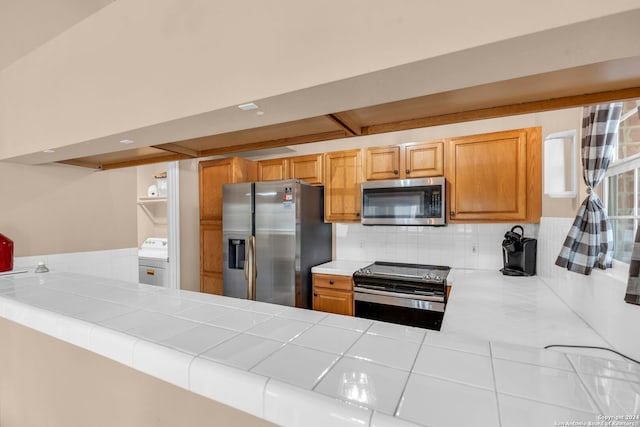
[56,159,102,169]
[363,86,640,135]
[326,113,363,136]
[199,130,349,157]
[99,153,190,170]
[151,143,199,157]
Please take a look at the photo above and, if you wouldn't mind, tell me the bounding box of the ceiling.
[0,0,114,71]
[2,3,640,170]
[61,56,640,170]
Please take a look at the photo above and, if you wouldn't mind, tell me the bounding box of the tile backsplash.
[335,223,539,270]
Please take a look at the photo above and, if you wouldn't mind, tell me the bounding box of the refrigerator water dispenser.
[228,239,246,269]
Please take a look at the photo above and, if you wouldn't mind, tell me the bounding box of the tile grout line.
[311,321,374,393]
[262,378,271,419]
[565,355,607,415]
[488,342,504,427]
[392,329,429,417]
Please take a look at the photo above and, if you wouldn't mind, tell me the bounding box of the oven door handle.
[354,286,444,302]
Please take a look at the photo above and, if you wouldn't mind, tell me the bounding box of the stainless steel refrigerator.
[222,179,332,308]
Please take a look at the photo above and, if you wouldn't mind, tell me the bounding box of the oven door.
[354,287,445,331]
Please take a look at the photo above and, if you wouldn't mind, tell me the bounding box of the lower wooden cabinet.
[201,272,223,295]
[312,273,353,316]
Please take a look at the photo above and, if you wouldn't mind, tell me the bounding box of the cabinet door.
[324,150,363,222]
[258,159,289,181]
[404,141,444,178]
[313,287,353,316]
[448,129,529,221]
[199,159,234,222]
[201,272,223,295]
[365,146,401,180]
[312,273,352,291]
[199,157,257,294]
[290,154,323,185]
[200,224,222,275]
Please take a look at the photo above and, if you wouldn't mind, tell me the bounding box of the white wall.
[336,223,537,270]
[14,248,138,283]
[537,218,640,361]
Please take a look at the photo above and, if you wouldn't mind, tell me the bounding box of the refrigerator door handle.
[244,235,257,300]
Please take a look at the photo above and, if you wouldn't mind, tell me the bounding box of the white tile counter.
[1,271,639,427]
[311,259,372,276]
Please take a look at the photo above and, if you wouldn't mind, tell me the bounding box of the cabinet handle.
[329,280,334,285]
[450,211,456,217]
[393,169,399,175]
[405,169,410,174]
[313,293,318,297]
[356,212,360,217]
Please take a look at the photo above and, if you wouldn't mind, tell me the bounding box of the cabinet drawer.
[313,273,353,291]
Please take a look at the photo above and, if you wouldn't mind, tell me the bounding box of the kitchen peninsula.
[1,270,638,427]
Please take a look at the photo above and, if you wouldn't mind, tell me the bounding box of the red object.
[0,233,14,272]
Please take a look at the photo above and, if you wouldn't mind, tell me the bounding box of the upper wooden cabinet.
[324,149,363,222]
[446,127,541,223]
[199,157,257,294]
[257,154,323,185]
[257,158,288,182]
[365,140,444,180]
[290,154,323,185]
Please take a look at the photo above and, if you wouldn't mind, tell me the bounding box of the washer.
[138,237,168,286]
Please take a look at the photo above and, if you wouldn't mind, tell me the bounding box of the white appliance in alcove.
[136,161,180,289]
[138,237,169,286]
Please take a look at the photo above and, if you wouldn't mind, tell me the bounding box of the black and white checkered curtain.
[555,102,623,275]
[626,226,640,305]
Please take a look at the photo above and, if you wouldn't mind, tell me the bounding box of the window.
[605,99,640,263]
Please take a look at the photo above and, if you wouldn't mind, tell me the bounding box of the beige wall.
[0,318,274,427]
[0,162,137,257]
[1,1,639,160]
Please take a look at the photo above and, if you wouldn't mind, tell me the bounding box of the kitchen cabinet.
[257,158,289,181]
[257,154,324,185]
[199,157,256,294]
[289,154,323,185]
[446,127,541,223]
[324,149,363,222]
[312,273,353,316]
[365,140,444,180]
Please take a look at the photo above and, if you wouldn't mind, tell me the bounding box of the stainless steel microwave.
[361,177,446,226]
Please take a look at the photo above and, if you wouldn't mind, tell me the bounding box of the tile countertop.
[311,259,373,276]
[1,272,639,427]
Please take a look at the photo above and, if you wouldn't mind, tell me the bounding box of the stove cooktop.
[354,261,450,285]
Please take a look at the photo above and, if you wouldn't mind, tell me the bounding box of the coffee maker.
[500,226,537,276]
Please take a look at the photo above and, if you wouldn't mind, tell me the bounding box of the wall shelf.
[137,197,167,225]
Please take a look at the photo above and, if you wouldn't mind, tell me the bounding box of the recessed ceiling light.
[238,102,259,111]
[120,139,135,145]
[256,111,265,116]
[43,149,55,153]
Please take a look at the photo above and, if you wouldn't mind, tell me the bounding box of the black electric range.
[352,261,450,330]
